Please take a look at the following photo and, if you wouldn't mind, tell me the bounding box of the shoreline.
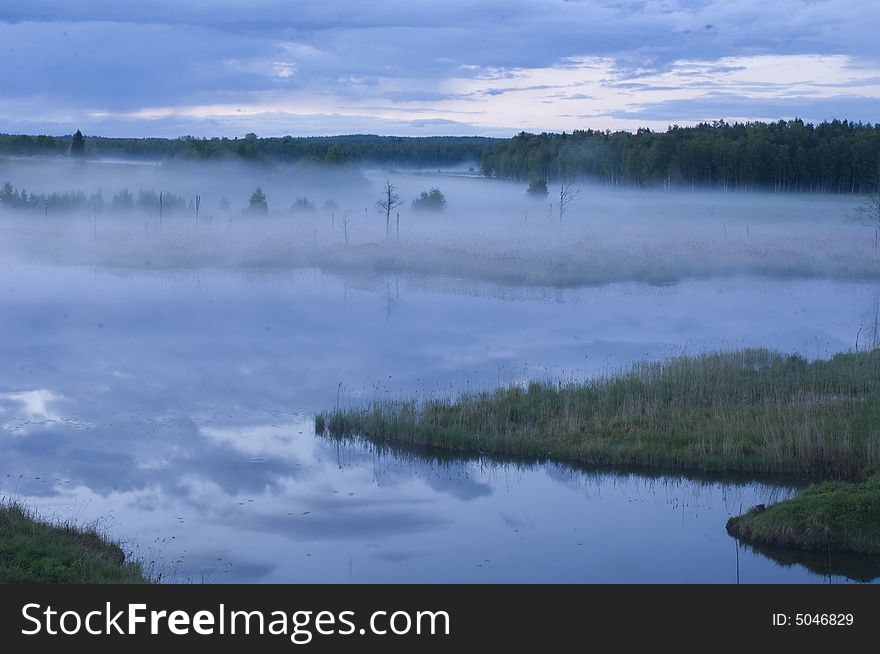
[726,475,880,556]
[0,502,150,584]
[317,347,880,555]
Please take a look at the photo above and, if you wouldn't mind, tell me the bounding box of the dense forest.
[1,119,878,193]
[480,120,880,193]
[0,132,491,167]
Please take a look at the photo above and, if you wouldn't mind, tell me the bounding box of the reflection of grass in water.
[727,475,880,557]
[322,428,805,497]
[318,348,880,478]
[0,501,150,583]
[736,538,880,583]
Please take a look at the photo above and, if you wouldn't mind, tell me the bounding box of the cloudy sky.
[1,0,878,137]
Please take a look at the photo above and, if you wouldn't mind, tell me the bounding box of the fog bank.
[0,157,875,287]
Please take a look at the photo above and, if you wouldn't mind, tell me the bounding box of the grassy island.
[317,348,880,556]
[726,475,880,555]
[0,502,149,584]
[318,348,880,478]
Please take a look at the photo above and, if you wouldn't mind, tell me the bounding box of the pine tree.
[70,130,85,158]
[248,186,268,214]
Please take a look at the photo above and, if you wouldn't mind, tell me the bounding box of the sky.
[1,0,878,138]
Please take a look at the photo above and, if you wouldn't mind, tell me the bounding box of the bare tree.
[857,193,880,258]
[871,292,880,349]
[558,180,581,225]
[857,156,880,259]
[377,179,402,239]
[342,214,351,247]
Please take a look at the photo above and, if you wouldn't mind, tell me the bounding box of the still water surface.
[1,263,877,582]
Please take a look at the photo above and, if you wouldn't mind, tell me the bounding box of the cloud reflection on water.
[1,265,876,582]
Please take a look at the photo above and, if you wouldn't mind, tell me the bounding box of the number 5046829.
[795,614,853,626]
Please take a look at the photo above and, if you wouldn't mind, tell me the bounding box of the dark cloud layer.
[0,1,877,136]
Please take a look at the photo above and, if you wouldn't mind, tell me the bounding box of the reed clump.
[317,348,880,478]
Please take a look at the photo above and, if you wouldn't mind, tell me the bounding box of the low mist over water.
[1,155,878,582]
[0,157,875,287]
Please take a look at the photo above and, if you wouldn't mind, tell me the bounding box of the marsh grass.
[317,348,880,478]
[0,501,150,584]
[726,474,880,555]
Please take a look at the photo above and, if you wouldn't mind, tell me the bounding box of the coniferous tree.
[248,186,268,214]
[70,130,85,158]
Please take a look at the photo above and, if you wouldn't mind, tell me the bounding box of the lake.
[1,261,878,582]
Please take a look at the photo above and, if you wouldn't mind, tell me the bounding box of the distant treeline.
[0,182,189,215]
[0,132,492,167]
[479,120,880,193]
[2,119,878,193]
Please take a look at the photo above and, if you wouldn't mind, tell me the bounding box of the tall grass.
[317,348,880,478]
[726,474,880,555]
[0,502,150,584]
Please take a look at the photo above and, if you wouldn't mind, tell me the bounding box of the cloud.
[609,93,880,125]
[0,2,877,136]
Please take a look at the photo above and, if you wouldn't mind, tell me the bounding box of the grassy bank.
[318,348,880,478]
[0,502,149,583]
[727,475,880,555]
